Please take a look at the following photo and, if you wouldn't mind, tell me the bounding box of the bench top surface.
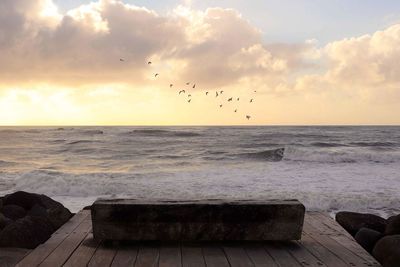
[93,199,304,206]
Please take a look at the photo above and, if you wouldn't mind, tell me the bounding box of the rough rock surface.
[335,211,386,236]
[0,216,55,249]
[0,191,73,249]
[384,214,400,236]
[373,235,400,267]
[354,227,383,253]
[2,205,27,220]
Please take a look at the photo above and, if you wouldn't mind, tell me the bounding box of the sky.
[1,0,400,125]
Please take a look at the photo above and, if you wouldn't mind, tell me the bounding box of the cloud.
[0,0,400,124]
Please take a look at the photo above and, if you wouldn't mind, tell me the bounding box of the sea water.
[0,126,399,217]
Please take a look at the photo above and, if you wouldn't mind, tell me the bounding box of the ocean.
[0,126,399,217]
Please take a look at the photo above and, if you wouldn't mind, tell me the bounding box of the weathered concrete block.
[91,199,305,241]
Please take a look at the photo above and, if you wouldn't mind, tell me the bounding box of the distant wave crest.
[124,129,201,137]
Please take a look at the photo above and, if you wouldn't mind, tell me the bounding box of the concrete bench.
[91,199,305,241]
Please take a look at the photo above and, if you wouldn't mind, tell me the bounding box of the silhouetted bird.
[228,97,232,102]
[250,99,253,103]
[179,90,185,94]
[120,58,124,62]
[220,104,223,108]
[188,94,191,97]
[188,99,191,103]
[148,61,152,64]
[170,84,173,88]
[216,91,219,97]
[220,90,224,94]
[246,115,251,120]
[254,90,257,93]
[237,98,240,101]
[155,73,159,77]
[192,84,196,89]
[186,82,190,85]
[234,109,237,112]
[206,91,209,95]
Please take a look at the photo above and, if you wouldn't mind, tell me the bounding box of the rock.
[83,205,92,210]
[372,235,400,267]
[0,213,13,230]
[385,214,400,236]
[336,211,387,236]
[39,194,73,229]
[1,205,27,220]
[27,204,48,218]
[0,216,55,249]
[354,227,383,253]
[3,191,72,229]
[2,191,41,210]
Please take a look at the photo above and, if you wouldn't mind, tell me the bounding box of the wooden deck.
[15,210,381,267]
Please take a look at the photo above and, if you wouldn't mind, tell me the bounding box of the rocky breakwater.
[0,191,73,249]
[336,211,400,267]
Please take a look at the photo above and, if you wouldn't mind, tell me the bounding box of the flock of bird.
[120,59,256,120]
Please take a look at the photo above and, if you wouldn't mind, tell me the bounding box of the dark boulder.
[335,211,387,236]
[0,216,55,249]
[2,191,72,229]
[0,213,12,230]
[354,227,383,253]
[2,205,26,220]
[2,191,41,210]
[27,204,48,218]
[385,214,400,236]
[373,235,400,267]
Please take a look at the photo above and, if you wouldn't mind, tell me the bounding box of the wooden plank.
[159,244,182,267]
[223,245,254,267]
[88,242,118,267]
[304,217,375,266]
[181,244,206,267]
[0,248,31,267]
[17,210,89,267]
[311,212,380,266]
[202,245,230,267]
[300,233,347,267]
[39,219,92,267]
[285,241,327,267]
[245,244,278,267]
[135,245,159,267]
[63,233,100,267]
[111,245,138,267]
[264,242,301,267]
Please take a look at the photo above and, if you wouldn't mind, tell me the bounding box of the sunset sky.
[1,0,400,125]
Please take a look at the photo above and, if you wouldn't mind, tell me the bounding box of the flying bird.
[170,84,173,88]
[220,104,223,108]
[220,90,224,94]
[234,109,237,112]
[188,99,191,103]
[250,99,253,103]
[179,90,185,94]
[120,58,124,62]
[186,82,190,85]
[237,98,240,101]
[216,91,219,97]
[147,61,152,64]
[192,84,196,89]
[206,91,209,95]
[254,90,257,93]
[155,73,159,77]
[228,97,233,102]
[246,115,251,120]
[188,94,192,97]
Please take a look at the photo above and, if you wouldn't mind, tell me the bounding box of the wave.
[78,130,104,135]
[124,129,201,137]
[283,147,400,163]
[0,160,17,167]
[310,142,347,147]
[236,148,285,162]
[66,140,96,145]
[349,142,398,147]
